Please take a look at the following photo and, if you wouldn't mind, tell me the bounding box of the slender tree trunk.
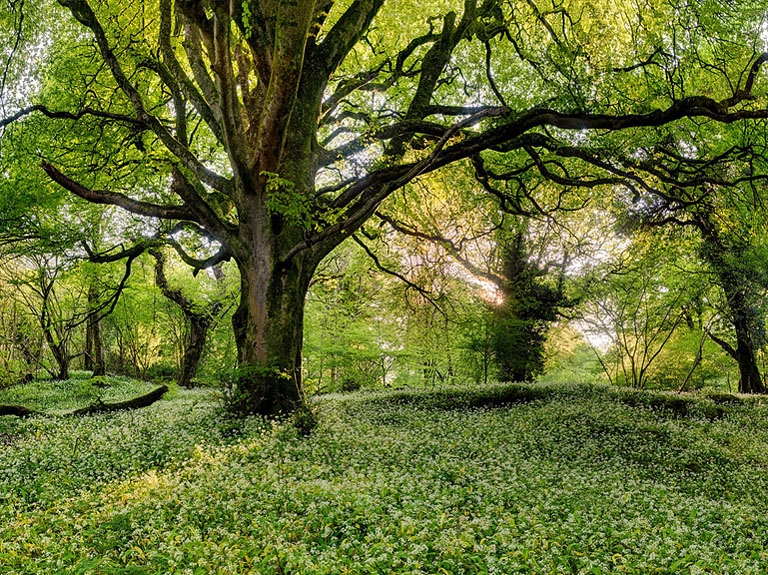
[150,248,225,388]
[84,317,93,372]
[733,313,765,393]
[89,315,106,376]
[85,284,106,376]
[177,316,208,388]
[85,315,106,377]
[46,335,69,380]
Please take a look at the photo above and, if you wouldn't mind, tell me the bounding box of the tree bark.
[178,317,208,387]
[0,404,42,417]
[85,283,106,376]
[85,315,106,377]
[84,314,93,371]
[709,256,765,393]
[45,331,70,381]
[90,315,106,377]
[733,311,765,393]
[230,250,316,415]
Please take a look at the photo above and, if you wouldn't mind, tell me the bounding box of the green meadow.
[2,377,768,574]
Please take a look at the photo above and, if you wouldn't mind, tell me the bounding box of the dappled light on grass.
[3,379,768,572]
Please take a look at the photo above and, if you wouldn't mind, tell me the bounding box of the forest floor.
[2,376,768,574]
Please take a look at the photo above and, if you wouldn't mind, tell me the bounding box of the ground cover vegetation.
[3,377,768,573]
[2,0,768,570]
[2,0,768,413]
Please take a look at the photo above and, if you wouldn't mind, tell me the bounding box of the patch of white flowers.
[2,380,768,573]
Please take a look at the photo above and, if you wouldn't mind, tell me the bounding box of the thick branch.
[706,328,738,360]
[720,52,768,109]
[158,0,225,145]
[169,166,238,245]
[0,404,43,417]
[149,247,195,313]
[168,240,232,272]
[41,162,196,221]
[1,386,168,418]
[82,240,151,264]
[314,0,386,78]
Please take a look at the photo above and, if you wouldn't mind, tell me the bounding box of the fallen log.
[69,385,169,416]
[0,404,43,417]
[0,385,169,418]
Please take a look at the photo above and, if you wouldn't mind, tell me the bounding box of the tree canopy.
[2,0,768,410]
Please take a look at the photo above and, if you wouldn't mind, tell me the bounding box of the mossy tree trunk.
[701,225,766,394]
[230,249,318,414]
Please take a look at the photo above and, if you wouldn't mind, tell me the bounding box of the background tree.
[618,157,768,392]
[578,232,701,389]
[149,247,231,387]
[489,228,570,382]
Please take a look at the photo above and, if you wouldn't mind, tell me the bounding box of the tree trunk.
[84,316,93,371]
[86,315,106,376]
[45,331,69,381]
[178,317,208,388]
[707,298,765,394]
[230,251,315,415]
[149,248,217,388]
[715,273,765,394]
[70,385,168,416]
[700,226,765,394]
[733,314,765,393]
[85,284,106,376]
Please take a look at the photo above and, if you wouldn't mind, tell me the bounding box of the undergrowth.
[2,379,768,573]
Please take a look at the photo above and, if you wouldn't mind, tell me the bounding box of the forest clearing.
[2,376,768,574]
[2,0,768,572]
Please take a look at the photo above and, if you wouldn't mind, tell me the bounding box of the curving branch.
[167,240,232,272]
[168,166,238,245]
[375,212,503,288]
[291,92,768,265]
[81,240,152,264]
[720,52,768,109]
[352,233,445,316]
[0,104,143,129]
[68,385,169,416]
[41,162,197,221]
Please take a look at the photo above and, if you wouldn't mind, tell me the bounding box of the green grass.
[3,379,768,573]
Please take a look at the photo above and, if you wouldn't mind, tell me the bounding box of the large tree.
[628,185,768,393]
[3,0,768,411]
